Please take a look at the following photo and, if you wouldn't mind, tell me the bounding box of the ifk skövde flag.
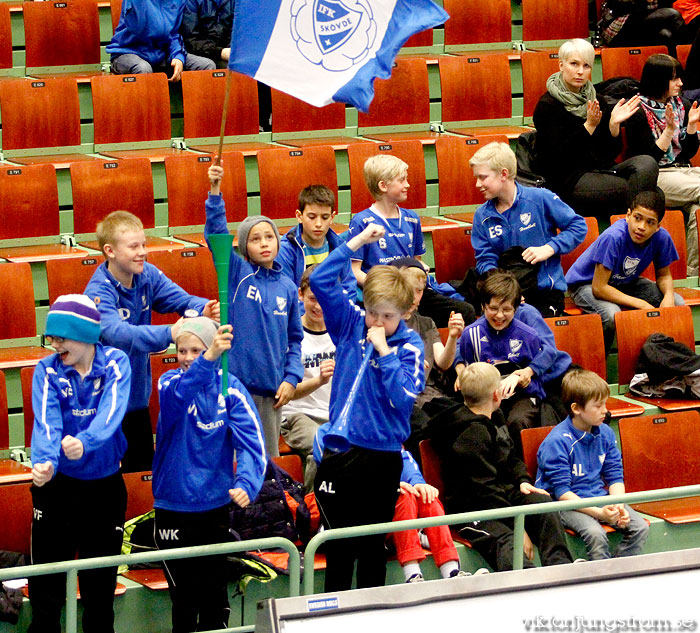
[228,0,448,112]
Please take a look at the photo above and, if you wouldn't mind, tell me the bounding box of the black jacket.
[625,96,700,166]
[181,0,234,63]
[635,332,700,384]
[533,92,622,199]
[428,405,531,515]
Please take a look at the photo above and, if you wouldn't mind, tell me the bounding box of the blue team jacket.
[84,262,207,411]
[456,315,548,399]
[471,183,587,293]
[515,303,571,383]
[277,224,356,298]
[204,194,304,395]
[309,242,425,453]
[107,0,187,66]
[153,354,267,512]
[30,344,131,480]
[536,416,624,500]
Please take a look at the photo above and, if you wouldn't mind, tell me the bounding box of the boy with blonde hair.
[85,210,219,472]
[205,164,303,457]
[536,369,649,560]
[310,222,425,591]
[470,141,586,317]
[429,362,572,572]
[350,154,475,325]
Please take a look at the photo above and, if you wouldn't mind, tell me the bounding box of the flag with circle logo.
[228,0,448,112]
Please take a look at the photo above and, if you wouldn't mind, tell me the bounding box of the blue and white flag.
[229,0,448,112]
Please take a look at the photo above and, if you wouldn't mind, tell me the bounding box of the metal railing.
[3,484,700,632]
[302,484,700,594]
[0,537,300,633]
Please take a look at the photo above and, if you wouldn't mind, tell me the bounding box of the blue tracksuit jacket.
[277,224,356,298]
[85,262,207,411]
[309,242,425,453]
[153,354,267,512]
[456,315,548,399]
[471,183,587,293]
[536,416,624,500]
[107,0,187,66]
[30,344,131,480]
[204,193,304,396]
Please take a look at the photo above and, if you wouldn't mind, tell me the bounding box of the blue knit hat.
[45,295,101,344]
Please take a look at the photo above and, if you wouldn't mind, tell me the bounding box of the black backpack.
[515,130,546,188]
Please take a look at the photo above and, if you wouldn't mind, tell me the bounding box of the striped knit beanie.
[45,294,101,344]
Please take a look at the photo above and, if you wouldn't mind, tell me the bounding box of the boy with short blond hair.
[277,184,355,296]
[470,141,586,317]
[205,164,303,457]
[85,210,219,472]
[429,362,572,572]
[350,154,475,326]
[566,190,684,351]
[349,154,425,287]
[536,369,649,560]
[310,222,425,592]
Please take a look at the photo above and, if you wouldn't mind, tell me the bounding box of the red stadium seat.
[165,151,248,229]
[560,216,599,274]
[357,58,439,144]
[443,0,511,51]
[145,248,219,325]
[23,0,101,74]
[257,146,338,221]
[91,73,183,162]
[601,46,668,81]
[0,77,100,168]
[521,51,561,120]
[46,256,102,304]
[432,226,476,285]
[0,4,12,70]
[619,411,700,523]
[521,0,589,44]
[544,314,645,418]
[0,263,52,370]
[615,305,700,411]
[181,70,273,156]
[0,163,86,262]
[148,354,178,433]
[439,54,529,139]
[270,90,370,150]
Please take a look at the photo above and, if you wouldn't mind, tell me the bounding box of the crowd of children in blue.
[28,137,671,631]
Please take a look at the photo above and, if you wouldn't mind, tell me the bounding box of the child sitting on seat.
[536,369,649,561]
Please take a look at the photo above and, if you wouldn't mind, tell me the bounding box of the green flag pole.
[208,233,234,396]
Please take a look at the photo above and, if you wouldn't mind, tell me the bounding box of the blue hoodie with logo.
[153,354,267,512]
[204,194,304,396]
[107,0,187,66]
[536,416,624,500]
[309,242,425,453]
[85,262,207,411]
[455,315,548,399]
[471,183,587,293]
[31,344,131,480]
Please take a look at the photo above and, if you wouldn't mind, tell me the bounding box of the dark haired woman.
[626,53,700,275]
